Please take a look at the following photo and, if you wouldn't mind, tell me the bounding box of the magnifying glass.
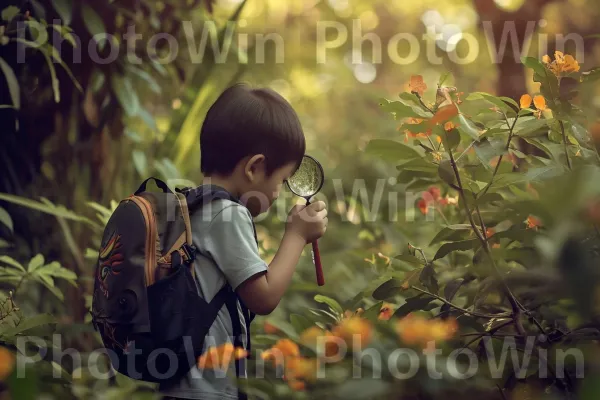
[286,155,325,286]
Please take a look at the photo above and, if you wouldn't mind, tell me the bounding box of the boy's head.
[200,83,306,216]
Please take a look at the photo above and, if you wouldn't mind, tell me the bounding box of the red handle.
[311,240,324,286]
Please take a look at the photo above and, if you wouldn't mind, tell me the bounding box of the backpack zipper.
[128,195,158,286]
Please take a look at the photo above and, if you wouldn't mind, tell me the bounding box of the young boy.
[160,84,328,399]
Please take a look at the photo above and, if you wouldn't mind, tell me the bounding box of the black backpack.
[91,177,254,385]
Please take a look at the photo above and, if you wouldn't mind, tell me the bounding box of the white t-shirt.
[161,194,267,399]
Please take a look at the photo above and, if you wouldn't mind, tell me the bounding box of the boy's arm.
[237,202,327,315]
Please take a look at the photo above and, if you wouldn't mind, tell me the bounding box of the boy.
[160,84,328,399]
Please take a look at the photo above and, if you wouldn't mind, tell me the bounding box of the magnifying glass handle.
[306,197,325,286]
[312,241,325,286]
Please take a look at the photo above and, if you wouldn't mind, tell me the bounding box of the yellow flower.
[542,55,551,64]
[272,338,300,358]
[533,95,547,111]
[300,326,325,348]
[0,347,15,381]
[284,356,319,382]
[542,51,580,76]
[563,55,580,73]
[520,94,532,109]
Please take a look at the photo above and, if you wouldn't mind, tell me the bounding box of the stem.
[479,113,520,198]
[558,120,573,170]
[448,150,523,318]
[416,93,434,114]
[410,286,510,319]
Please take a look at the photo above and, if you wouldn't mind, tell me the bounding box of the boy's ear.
[244,154,266,182]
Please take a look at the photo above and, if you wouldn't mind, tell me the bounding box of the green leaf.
[474,137,506,170]
[0,57,20,110]
[394,295,434,318]
[1,6,20,22]
[433,239,480,260]
[25,20,48,44]
[50,0,72,24]
[513,117,550,137]
[0,206,13,233]
[289,314,313,334]
[127,66,161,94]
[444,279,464,301]
[393,254,423,265]
[372,278,402,300]
[466,92,513,113]
[0,314,56,337]
[28,254,44,272]
[39,49,60,102]
[457,114,482,140]
[429,224,473,245]
[82,4,107,50]
[0,239,12,249]
[84,248,99,260]
[419,264,438,294]
[380,97,430,119]
[438,160,456,186]
[365,139,422,163]
[111,76,140,117]
[361,301,383,323]
[132,149,147,177]
[521,56,547,76]
[0,256,25,272]
[438,72,451,87]
[441,127,460,151]
[314,295,344,316]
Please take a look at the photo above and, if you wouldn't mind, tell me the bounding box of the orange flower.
[0,347,15,381]
[444,121,458,131]
[300,326,325,348]
[430,103,459,126]
[396,315,457,348]
[526,215,542,229]
[542,51,580,76]
[533,95,547,111]
[331,316,372,348]
[520,94,532,109]
[417,198,429,215]
[409,75,427,97]
[273,338,300,358]
[485,228,495,238]
[378,303,395,320]
[284,356,319,382]
[198,343,247,370]
[264,321,279,334]
[427,186,441,201]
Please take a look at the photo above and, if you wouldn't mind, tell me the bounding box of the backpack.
[91,177,254,385]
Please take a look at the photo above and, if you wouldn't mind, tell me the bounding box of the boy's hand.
[286,201,328,244]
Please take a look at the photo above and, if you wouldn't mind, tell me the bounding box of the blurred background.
[0,0,599,397]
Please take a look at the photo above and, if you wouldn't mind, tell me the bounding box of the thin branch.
[410,286,510,319]
[558,120,573,170]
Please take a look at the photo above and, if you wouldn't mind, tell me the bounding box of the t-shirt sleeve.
[203,204,268,290]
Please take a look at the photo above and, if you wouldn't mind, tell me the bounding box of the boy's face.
[244,161,297,217]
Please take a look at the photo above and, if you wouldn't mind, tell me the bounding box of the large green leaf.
[474,137,506,170]
[466,92,514,114]
[457,114,482,140]
[429,224,473,245]
[393,295,434,317]
[521,57,547,77]
[513,117,550,138]
[365,139,422,163]
[0,314,56,337]
[1,6,20,21]
[0,256,25,272]
[380,97,431,119]
[438,160,456,186]
[82,4,107,49]
[0,206,13,233]
[51,0,72,24]
[314,294,344,316]
[0,57,20,109]
[433,239,480,260]
[28,254,44,272]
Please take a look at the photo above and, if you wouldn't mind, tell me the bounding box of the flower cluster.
[416,186,457,215]
[542,51,580,76]
[197,342,248,370]
[396,314,458,352]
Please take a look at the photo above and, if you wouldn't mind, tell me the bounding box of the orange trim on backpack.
[128,195,158,287]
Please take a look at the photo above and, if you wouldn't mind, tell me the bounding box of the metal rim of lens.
[286,154,325,198]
